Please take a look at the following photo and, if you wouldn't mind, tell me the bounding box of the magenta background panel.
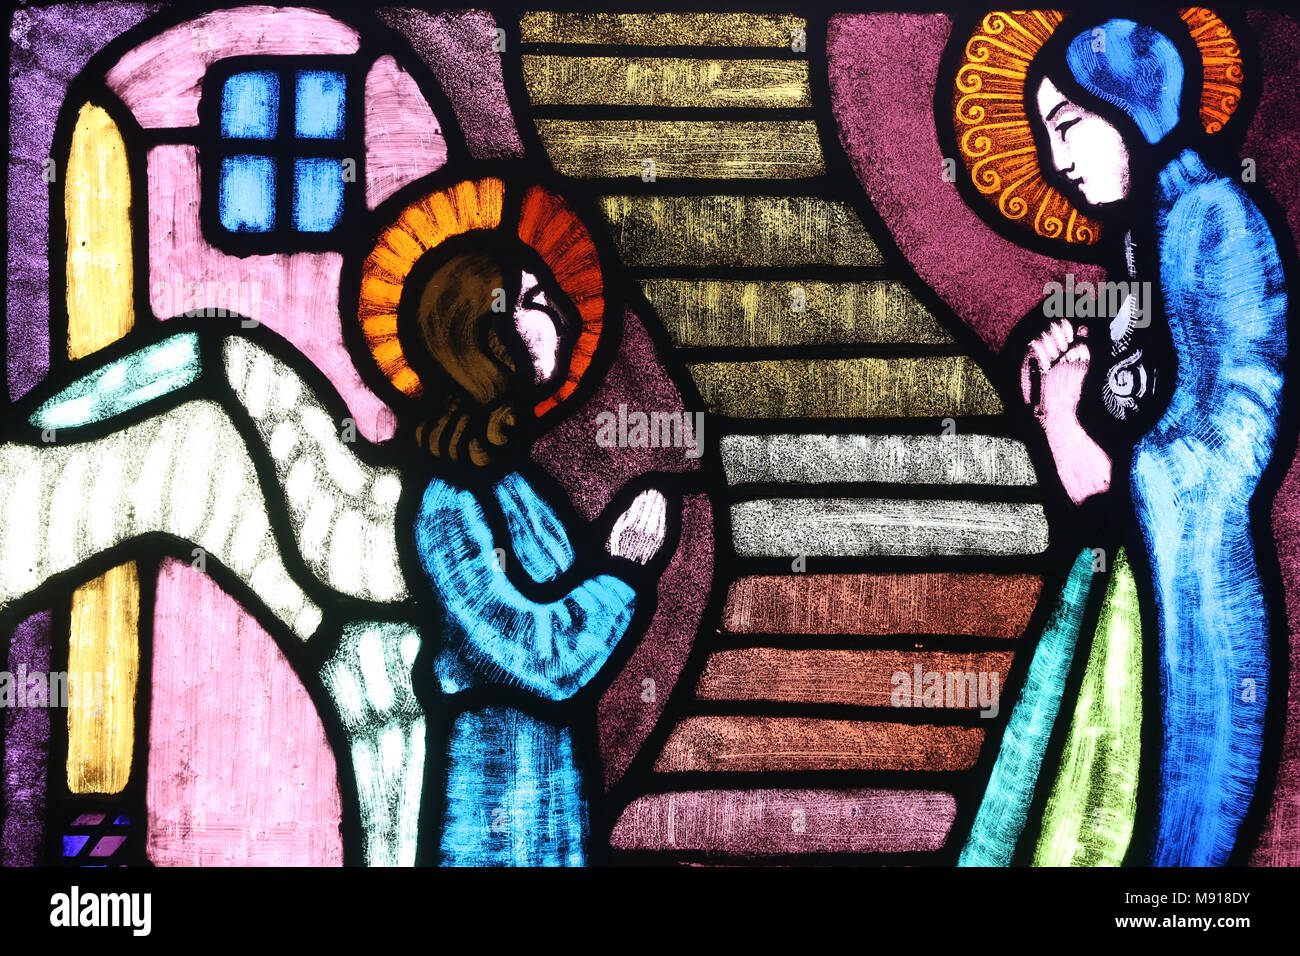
[2,612,53,866]
[825,12,1107,354]
[1244,9,1300,867]
[533,308,712,788]
[598,493,714,790]
[377,7,525,160]
[533,309,702,521]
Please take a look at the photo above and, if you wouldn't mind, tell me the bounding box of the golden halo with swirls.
[952,8,1244,247]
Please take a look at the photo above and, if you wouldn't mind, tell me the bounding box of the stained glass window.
[208,62,356,246]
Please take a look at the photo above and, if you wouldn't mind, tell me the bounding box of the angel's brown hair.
[406,250,523,467]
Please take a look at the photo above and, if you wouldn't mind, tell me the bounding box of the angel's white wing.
[0,330,409,641]
[222,336,408,605]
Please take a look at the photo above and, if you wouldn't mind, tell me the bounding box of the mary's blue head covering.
[1064,19,1184,145]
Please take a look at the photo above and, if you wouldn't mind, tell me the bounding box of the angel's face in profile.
[513,269,566,386]
[405,246,581,465]
[1035,75,1130,207]
[409,248,576,396]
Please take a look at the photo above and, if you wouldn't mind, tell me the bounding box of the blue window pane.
[293,158,344,232]
[294,71,346,139]
[221,71,279,139]
[220,156,277,232]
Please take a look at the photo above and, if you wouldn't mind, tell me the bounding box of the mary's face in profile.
[1034,75,1131,207]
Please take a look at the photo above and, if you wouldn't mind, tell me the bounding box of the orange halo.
[1182,7,1244,134]
[517,186,605,417]
[952,8,1244,247]
[359,177,505,398]
[357,178,605,418]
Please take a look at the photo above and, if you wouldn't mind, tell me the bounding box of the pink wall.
[365,54,446,208]
[106,6,360,128]
[147,144,398,440]
[124,8,455,866]
[147,559,343,866]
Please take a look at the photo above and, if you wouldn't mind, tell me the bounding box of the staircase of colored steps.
[515,10,1046,863]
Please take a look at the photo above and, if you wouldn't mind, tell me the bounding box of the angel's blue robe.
[414,471,636,866]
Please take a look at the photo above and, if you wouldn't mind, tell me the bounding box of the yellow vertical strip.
[64,101,138,794]
[66,102,134,357]
[67,563,140,794]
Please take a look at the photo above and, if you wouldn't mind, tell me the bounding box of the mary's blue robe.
[1133,148,1287,865]
[963,19,1289,867]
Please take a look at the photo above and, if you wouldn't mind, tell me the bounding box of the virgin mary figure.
[960,15,1290,867]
